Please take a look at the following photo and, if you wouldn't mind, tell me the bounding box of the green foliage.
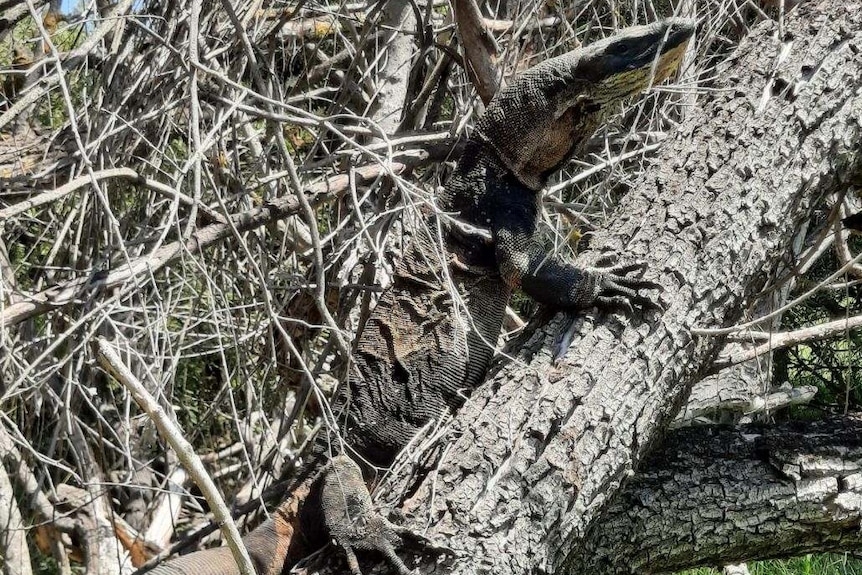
[776,236,862,413]
[285,125,315,154]
[32,546,64,575]
[509,288,537,319]
[5,218,56,292]
[1,7,86,128]
[173,355,231,428]
[678,554,862,575]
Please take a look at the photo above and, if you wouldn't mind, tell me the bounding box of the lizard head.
[475,18,696,191]
[577,18,696,106]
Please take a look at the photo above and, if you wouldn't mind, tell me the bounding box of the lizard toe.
[595,295,635,315]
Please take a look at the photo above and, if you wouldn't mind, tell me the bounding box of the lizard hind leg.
[321,455,415,575]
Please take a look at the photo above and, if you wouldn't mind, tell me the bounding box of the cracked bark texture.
[300,1,862,573]
[577,416,862,573]
[679,224,810,426]
[407,4,862,571]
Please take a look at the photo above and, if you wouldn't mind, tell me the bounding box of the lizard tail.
[147,484,312,575]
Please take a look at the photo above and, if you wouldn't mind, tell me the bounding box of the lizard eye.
[608,42,630,56]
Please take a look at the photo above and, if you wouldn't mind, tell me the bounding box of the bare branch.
[0,458,33,575]
[713,314,862,371]
[94,337,256,575]
[0,168,226,224]
[0,163,403,328]
[453,0,501,104]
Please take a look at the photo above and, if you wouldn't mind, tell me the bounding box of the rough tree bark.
[577,416,862,573]
[304,1,862,573]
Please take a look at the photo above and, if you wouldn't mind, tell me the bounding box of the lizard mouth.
[620,22,694,94]
[650,40,690,84]
[662,19,697,54]
[598,44,690,101]
[630,19,694,74]
[651,19,695,81]
[590,18,695,101]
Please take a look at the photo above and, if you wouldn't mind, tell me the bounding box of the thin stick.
[0,162,403,327]
[712,314,862,371]
[93,337,256,575]
[692,249,862,336]
[0,168,226,224]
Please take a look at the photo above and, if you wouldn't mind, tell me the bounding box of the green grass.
[679,554,862,575]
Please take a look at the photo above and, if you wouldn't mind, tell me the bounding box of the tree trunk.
[579,416,862,574]
[306,1,862,573]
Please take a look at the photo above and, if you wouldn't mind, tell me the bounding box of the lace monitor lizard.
[151,18,695,575]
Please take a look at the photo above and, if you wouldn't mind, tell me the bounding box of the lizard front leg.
[492,194,660,313]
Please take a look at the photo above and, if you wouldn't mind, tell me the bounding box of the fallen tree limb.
[674,383,818,426]
[578,415,862,574]
[713,313,862,371]
[309,2,862,573]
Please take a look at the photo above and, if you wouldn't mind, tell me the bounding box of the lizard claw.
[595,294,636,315]
[387,520,458,556]
[555,261,663,360]
[589,260,664,312]
[322,456,416,575]
[593,253,623,268]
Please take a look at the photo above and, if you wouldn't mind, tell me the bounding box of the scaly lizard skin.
[150,18,695,575]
